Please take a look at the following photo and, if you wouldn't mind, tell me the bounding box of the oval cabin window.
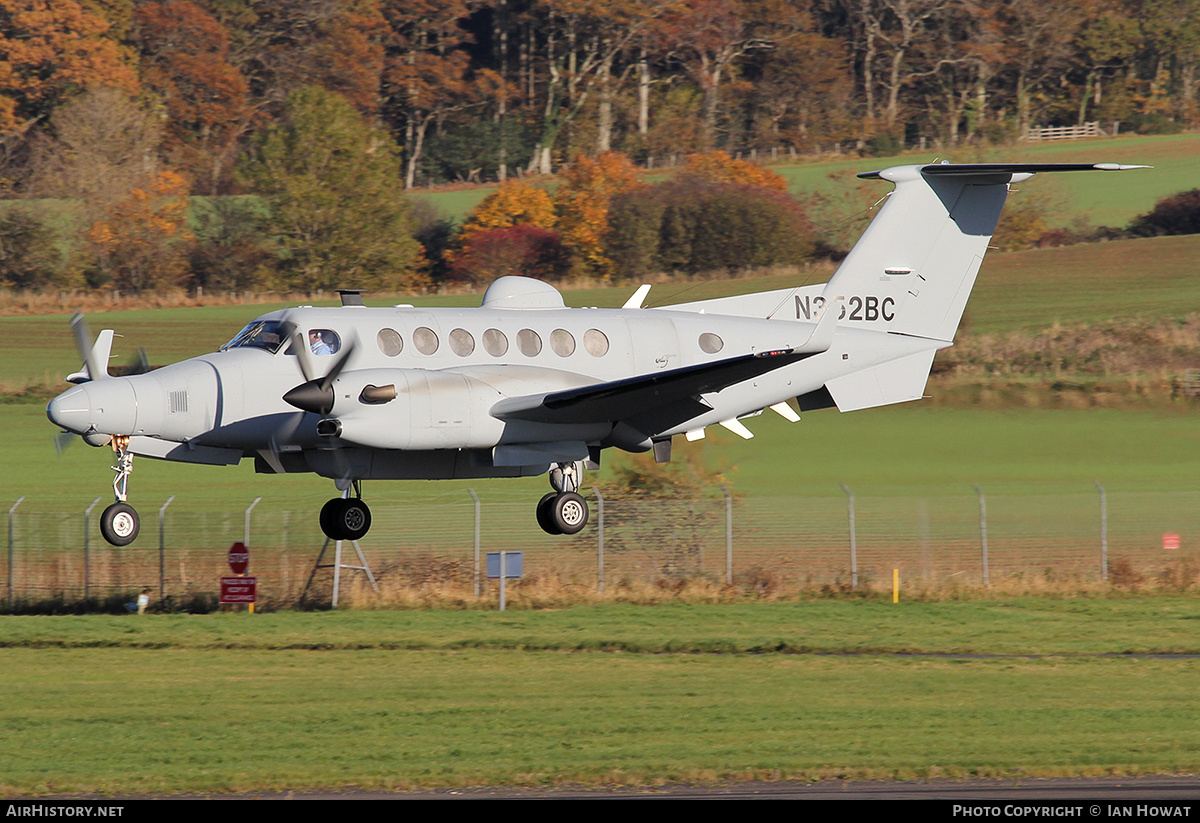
[449,328,475,356]
[377,328,403,357]
[517,329,542,356]
[583,329,609,357]
[699,332,724,354]
[550,329,575,356]
[413,327,439,355]
[483,328,508,357]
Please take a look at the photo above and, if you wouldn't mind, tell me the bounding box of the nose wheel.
[100,501,140,546]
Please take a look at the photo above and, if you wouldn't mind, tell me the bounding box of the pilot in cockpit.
[309,330,334,355]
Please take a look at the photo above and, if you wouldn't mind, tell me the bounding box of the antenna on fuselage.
[336,289,365,307]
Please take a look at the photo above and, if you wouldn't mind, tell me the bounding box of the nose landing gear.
[99,436,140,546]
[536,461,589,536]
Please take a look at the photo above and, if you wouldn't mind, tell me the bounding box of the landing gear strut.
[319,480,372,541]
[100,436,140,546]
[536,461,589,536]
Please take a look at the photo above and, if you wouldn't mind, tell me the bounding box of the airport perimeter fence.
[4,486,1199,609]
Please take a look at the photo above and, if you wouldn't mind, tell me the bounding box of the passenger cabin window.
[483,328,508,357]
[414,326,439,355]
[583,329,609,357]
[699,332,724,354]
[450,328,475,356]
[517,329,541,356]
[550,329,575,356]
[308,329,340,355]
[377,328,403,357]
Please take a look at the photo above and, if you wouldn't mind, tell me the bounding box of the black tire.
[319,498,344,541]
[100,502,140,547]
[535,492,562,535]
[321,497,371,541]
[552,492,589,535]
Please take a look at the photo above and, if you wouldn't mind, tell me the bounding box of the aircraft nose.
[46,380,138,436]
[47,386,92,434]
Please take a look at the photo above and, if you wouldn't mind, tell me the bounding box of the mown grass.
[2,601,1200,794]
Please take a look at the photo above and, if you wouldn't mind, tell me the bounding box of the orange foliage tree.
[456,180,557,248]
[87,170,193,292]
[679,151,789,192]
[135,0,253,194]
[0,0,139,134]
[552,151,645,277]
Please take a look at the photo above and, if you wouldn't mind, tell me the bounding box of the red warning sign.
[220,576,256,604]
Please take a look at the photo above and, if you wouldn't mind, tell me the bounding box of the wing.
[490,347,810,430]
[491,297,837,432]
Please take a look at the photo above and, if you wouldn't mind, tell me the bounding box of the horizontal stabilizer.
[824,347,937,412]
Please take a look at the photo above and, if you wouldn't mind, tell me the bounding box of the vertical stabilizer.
[823,163,1146,343]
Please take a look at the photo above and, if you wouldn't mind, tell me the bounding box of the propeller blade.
[128,347,150,376]
[54,430,76,455]
[69,311,100,382]
[279,312,317,384]
[318,330,358,392]
[68,311,113,382]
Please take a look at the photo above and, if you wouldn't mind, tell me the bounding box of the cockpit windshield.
[220,320,287,353]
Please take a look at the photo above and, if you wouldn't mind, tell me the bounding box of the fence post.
[84,498,101,601]
[591,486,605,593]
[723,486,733,584]
[8,496,24,609]
[468,489,480,597]
[974,485,989,586]
[158,496,174,602]
[1095,481,1108,580]
[840,484,858,589]
[244,497,261,546]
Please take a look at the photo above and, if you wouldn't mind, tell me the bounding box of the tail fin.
[823,162,1146,342]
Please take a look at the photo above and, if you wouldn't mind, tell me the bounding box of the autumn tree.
[654,0,803,149]
[678,150,788,192]
[0,0,139,135]
[552,150,644,276]
[134,0,253,194]
[382,0,503,189]
[456,178,557,247]
[87,170,193,291]
[213,0,386,116]
[239,86,422,292]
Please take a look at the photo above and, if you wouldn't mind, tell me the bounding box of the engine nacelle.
[325,368,506,450]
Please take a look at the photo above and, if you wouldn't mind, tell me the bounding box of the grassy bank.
[2,600,1200,794]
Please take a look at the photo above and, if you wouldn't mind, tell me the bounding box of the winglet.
[622,284,651,309]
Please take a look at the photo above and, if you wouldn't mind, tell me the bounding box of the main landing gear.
[99,436,140,547]
[536,461,589,536]
[319,480,372,542]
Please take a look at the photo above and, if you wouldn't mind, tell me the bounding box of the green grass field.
[3,601,1200,794]
[416,133,1200,229]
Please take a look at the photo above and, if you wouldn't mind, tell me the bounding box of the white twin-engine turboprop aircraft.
[48,162,1144,546]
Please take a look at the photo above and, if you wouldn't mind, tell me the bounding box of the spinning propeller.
[55,311,151,453]
[279,313,358,416]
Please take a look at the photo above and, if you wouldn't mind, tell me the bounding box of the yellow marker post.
[893,569,899,603]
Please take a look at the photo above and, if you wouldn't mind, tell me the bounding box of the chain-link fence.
[5,486,1199,609]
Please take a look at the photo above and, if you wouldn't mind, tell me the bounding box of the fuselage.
[46,286,930,481]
